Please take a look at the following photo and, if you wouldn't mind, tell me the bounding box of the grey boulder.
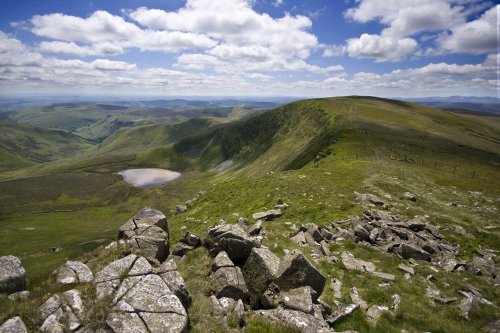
[56,261,93,285]
[242,247,280,307]
[0,317,27,333]
[274,250,326,299]
[118,208,170,264]
[0,256,26,295]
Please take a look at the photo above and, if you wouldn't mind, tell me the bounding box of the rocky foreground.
[1,193,499,332]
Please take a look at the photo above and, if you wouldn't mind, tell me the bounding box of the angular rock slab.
[254,308,330,333]
[56,261,93,285]
[242,247,280,307]
[252,209,282,220]
[118,207,169,264]
[208,224,259,264]
[211,266,249,301]
[0,256,26,294]
[274,250,326,299]
[0,317,28,333]
[95,254,138,298]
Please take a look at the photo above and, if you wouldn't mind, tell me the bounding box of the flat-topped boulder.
[252,209,283,220]
[118,208,169,264]
[0,256,26,295]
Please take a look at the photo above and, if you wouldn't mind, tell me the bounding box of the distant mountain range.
[401,96,500,115]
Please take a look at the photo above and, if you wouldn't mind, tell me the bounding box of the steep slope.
[173,96,500,176]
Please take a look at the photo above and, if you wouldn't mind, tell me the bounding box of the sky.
[0,0,497,98]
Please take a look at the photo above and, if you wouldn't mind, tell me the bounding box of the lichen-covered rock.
[105,255,189,333]
[210,297,245,326]
[0,317,27,333]
[400,243,431,261]
[56,261,93,285]
[252,209,282,220]
[160,270,191,307]
[0,256,26,295]
[211,266,249,301]
[118,208,169,264]
[254,308,330,333]
[95,254,138,298]
[242,247,280,307]
[279,286,315,314]
[274,250,326,298]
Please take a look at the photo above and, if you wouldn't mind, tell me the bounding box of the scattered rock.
[341,252,375,272]
[326,303,359,324]
[0,256,26,295]
[483,319,500,333]
[398,264,415,275]
[331,278,342,299]
[425,286,457,304]
[252,209,283,220]
[175,205,187,214]
[353,191,386,207]
[254,308,330,333]
[248,220,263,236]
[118,208,170,264]
[341,252,394,281]
[403,192,417,201]
[0,317,27,333]
[350,287,367,310]
[367,304,390,322]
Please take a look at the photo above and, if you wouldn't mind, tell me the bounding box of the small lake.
[118,168,181,187]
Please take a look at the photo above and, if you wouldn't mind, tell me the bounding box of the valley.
[0,96,499,332]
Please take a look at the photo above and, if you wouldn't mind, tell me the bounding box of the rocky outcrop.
[0,256,26,295]
[0,317,27,333]
[172,232,201,257]
[55,261,93,285]
[118,207,170,264]
[329,210,459,266]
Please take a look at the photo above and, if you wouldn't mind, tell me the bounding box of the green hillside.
[0,97,499,333]
[0,121,92,171]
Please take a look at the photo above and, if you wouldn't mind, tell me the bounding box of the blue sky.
[0,0,497,97]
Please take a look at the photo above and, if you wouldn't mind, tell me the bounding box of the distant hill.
[0,121,91,171]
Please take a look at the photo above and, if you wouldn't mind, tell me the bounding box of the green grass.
[0,97,499,332]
